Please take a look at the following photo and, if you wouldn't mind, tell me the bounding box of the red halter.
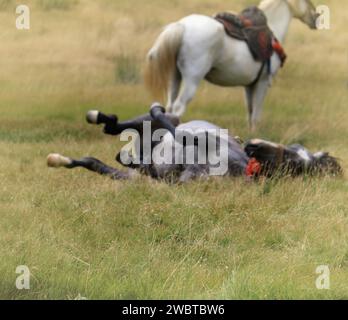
[246,158,262,177]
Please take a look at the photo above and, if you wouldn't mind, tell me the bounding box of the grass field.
[0,0,347,299]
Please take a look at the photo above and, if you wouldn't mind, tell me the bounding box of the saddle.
[214,6,287,67]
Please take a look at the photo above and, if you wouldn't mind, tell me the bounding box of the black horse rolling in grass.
[47,103,342,183]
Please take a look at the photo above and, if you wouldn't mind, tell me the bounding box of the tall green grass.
[114,54,141,84]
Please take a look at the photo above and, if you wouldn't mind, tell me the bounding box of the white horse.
[144,0,319,131]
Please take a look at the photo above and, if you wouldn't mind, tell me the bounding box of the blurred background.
[0,0,346,144]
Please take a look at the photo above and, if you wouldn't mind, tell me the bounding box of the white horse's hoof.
[86,110,99,124]
[47,154,72,168]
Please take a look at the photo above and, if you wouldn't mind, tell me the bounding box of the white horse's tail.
[144,23,184,100]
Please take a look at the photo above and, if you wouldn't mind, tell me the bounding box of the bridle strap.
[248,61,266,87]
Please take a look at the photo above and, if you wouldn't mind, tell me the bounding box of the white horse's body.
[144,0,318,130]
[179,14,266,87]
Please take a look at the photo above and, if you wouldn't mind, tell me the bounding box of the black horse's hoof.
[86,110,120,137]
[150,102,165,117]
[47,153,72,168]
[86,110,99,124]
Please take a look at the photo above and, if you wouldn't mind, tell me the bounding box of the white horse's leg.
[171,56,213,117]
[246,77,270,131]
[171,77,200,117]
[244,86,254,129]
[166,69,182,113]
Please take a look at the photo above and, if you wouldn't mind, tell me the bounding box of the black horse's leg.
[47,153,129,180]
[85,104,181,171]
[86,106,180,136]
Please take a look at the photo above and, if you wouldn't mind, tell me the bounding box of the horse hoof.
[150,102,165,113]
[86,110,99,124]
[47,153,72,168]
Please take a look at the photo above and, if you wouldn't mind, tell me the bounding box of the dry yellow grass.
[0,0,347,299]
